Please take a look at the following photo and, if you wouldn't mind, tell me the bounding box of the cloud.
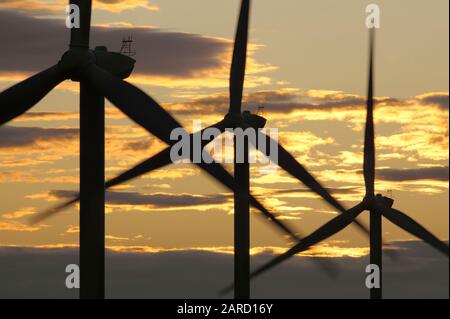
[0,125,80,167]
[105,235,130,241]
[418,92,449,110]
[376,166,449,182]
[65,226,79,234]
[0,10,272,89]
[14,109,125,122]
[39,189,231,212]
[0,240,447,298]
[0,126,78,149]
[0,123,166,171]
[163,89,447,135]
[0,0,158,15]
[320,166,448,186]
[13,112,79,122]
[103,191,230,208]
[0,10,223,75]
[264,186,361,199]
[95,0,158,12]
[165,89,368,118]
[0,171,79,184]
[123,140,153,152]
[377,130,449,162]
[2,207,36,220]
[0,221,41,232]
[0,0,63,15]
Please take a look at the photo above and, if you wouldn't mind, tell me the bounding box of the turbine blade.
[250,131,370,235]
[229,0,250,114]
[374,201,449,257]
[82,64,181,145]
[33,143,300,245]
[0,65,66,125]
[363,28,375,196]
[104,120,229,188]
[33,153,301,243]
[249,201,366,277]
[197,160,300,241]
[29,150,172,224]
[30,120,228,223]
[106,151,171,189]
[220,201,367,295]
[29,197,79,225]
[197,160,340,278]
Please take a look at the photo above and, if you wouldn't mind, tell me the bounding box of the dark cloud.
[0,240,447,298]
[270,186,360,196]
[123,140,153,152]
[0,125,78,148]
[169,90,400,117]
[246,94,397,114]
[50,190,230,208]
[0,10,229,77]
[247,99,362,114]
[420,93,449,110]
[375,167,449,182]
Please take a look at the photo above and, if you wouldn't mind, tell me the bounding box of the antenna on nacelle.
[120,35,136,57]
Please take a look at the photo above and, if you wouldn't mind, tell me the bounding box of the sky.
[0,0,448,298]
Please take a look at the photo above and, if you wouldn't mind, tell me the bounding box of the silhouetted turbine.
[220,28,449,298]
[31,0,372,299]
[0,0,226,299]
[30,0,342,286]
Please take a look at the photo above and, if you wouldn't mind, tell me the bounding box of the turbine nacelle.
[58,46,135,81]
[224,110,267,129]
[363,193,395,210]
[93,47,136,79]
[375,194,394,208]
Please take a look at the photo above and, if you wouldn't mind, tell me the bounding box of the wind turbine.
[31,0,368,299]
[1,0,203,299]
[223,29,449,298]
[220,0,373,298]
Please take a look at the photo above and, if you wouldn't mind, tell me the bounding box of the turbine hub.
[58,46,135,82]
[362,195,375,208]
[224,112,243,128]
[58,48,96,81]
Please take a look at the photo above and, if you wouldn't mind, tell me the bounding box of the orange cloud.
[0,221,41,232]
[0,0,158,15]
[2,207,36,220]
